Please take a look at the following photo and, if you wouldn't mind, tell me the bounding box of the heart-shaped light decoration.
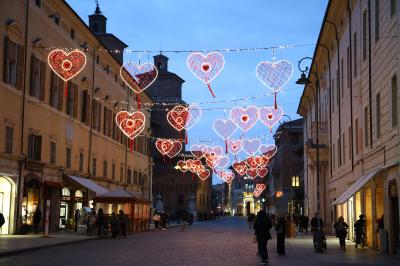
[259,144,278,159]
[259,106,283,131]
[213,119,237,140]
[232,161,247,176]
[257,168,268,178]
[227,139,243,155]
[188,159,202,173]
[229,106,259,131]
[190,144,205,159]
[120,62,158,94]
[115,111,145,139]
[186,104,202,130]
[216,169,234,184]
[187,52,224,84]
[167,105,191,132]
[176,160,189,172]
[48,49,86,81]
[243,138,261,155]
[165,141,182,158]
[246,168,258,179]
[246,156,261,169]
[253,184,266,197]
[155,139,174,155]
[258,155,270,168]
[197,169,210,181]
[217,156,230,168]
[255,60,293,93]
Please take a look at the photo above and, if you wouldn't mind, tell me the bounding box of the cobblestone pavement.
[0,217,398,266]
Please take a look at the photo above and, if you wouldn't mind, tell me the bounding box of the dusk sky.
[67,0,328,184]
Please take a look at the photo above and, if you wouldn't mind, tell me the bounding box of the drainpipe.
[326,19,341,166]
[124,88,129,187]
[16,0,30,233]
[368,0,373,149]
[87,47,97,179]
[348,0,355,169]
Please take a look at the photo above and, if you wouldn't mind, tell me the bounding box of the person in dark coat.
[303,215,309,235]
[33,207,42,233]
[253,210,272,264]
[74,209,80,232]
[354,214,366,248]
[334,216,349,250]
[118,210,128,238]
[97,208,105,237]
[275,216,287,255]
[109,212,119,239]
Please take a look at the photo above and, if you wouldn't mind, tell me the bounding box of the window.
[120,165,124,181]
[103,107,111,137]
[93,99,102,131]
[66,83,78,118]
[392,75,398,128]
[292,176,300,187]
[92,158,97,177]
[54,14,60,25]
[127,168,132,183]
[112,163,115,180]
[391,0,396,17]
[70,28,75,39]
[35,0,41,7]
[79,152,84,172]
[4,38,24,89]
[134,170,138,184]
[363,10,367,61]
[50,142,56,164]
[376,93,381,138]
[353,32,357,77]
[355,118,359,155]
[81,90,89,124]
[28,134,42,161]
[29,55,46,100]
[103,160,107,178]
[364,106,369,147]
[50,72,63,110]
[66,147,71,168]
[5,126,13,154]
[375,0,379,41]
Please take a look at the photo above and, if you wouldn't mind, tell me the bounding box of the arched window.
[62,187,70,196]
[75,190,83,198]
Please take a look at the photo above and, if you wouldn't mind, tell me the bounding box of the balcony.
[305,122,330,163]
[310,121,328,146]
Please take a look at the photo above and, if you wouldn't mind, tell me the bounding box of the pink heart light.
[227,139,243,155]
[243,138,261,155]
[213,119,237,140]
[186,104,202,130]
[259,144,277,159]
[216,169,235,184]
[187,52,225,84]
[217,156,230,168]
[190,144,205,159]
[229,106,259,131]
[255,60,293,93]
[259,106,283,130]
[120,62,158,94]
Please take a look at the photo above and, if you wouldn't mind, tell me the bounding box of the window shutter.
[28,134,34,159]
[58,76,64,111]
[16,44,24,90]
[73,83,78,118]
[29,55,36,96]
[35,135,42,161]
[86,91,90,126]
[3,37,8,83]
[39,61,46,101]
[108,109,112,137]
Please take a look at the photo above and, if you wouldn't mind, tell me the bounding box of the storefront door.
[0,176,13,235]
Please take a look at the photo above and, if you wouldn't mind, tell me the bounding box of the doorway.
[0,176,15,234]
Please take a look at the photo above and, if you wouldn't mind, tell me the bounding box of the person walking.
[303,215,309,235]
[253,209,272,264]
[109,212,120,239]
[334,216,348,250]
[275,216,287,255]
[74,209,80,232]
[354,214,366,248]
[118,210,128,238]
[153,212,160,230]
[310,212,326,251]
[96,208,105,238]
[247,213,255,229]
[33,207,42,233]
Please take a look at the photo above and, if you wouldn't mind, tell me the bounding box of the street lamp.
[296,57,321,213]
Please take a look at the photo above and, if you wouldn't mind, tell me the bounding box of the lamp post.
[296,57,321,213]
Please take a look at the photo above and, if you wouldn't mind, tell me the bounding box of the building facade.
[269,118,304,215]
[0,0,153,234]
[147,54,212,220]
[298,0,399,253]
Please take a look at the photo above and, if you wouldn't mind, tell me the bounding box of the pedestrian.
[97,208,105,238]
[298,215,304,233]
[74,209,80,232]
[334,216,348,250]
[0,212,5,230]
[161,212,167,230]
[109,212,120,239]
[275,216,286,255]
[378,215,386,253]
[33,207,41,233]
[310,212,326,250]
[118,210,128,238]
[247,213,255,229]
[354,214,366,248]
[153,212,160,230]
[303,215,309,235]
[253,209,272,264]
[181,213,187,232]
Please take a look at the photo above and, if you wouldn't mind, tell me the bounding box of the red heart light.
[48,49,86,81]
[167,105,191,132]
[257,168,268,178]
[115,111,145,139]
[198,169,210,180]
[120,62,158,94]
[232,161,247,176]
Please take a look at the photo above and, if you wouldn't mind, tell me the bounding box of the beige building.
[298,0,399,253]
[0,0,153,234]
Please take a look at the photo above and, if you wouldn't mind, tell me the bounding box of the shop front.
[21,174,41,232]
[0,175,16,235]
[95,189,151,232]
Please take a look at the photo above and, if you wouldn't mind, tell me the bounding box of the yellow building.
[0,0,153,234]
[298,0,399,253]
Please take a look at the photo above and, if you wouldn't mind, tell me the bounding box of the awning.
[66,175,108,195]
[95,189,149,203]
[331,168,381,206]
